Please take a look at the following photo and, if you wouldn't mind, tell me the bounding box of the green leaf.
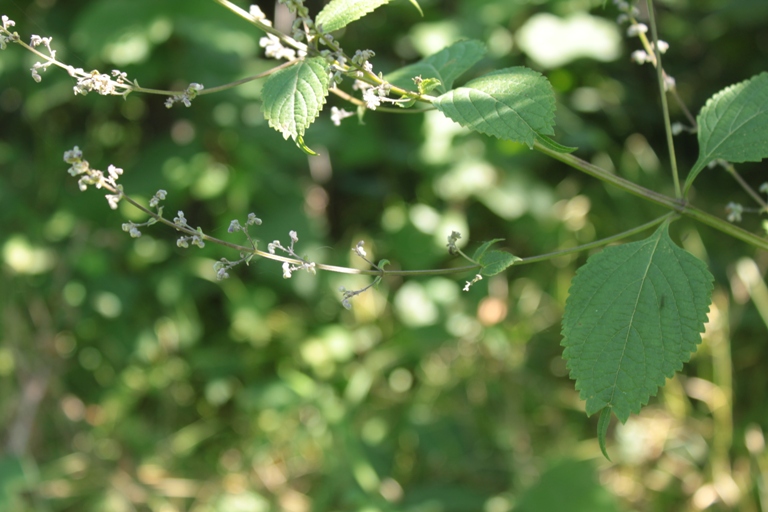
[386,40,487,94]
[472,238,504,262]
[561,222,713,423]
[685,72,768,192]
[597,408,612,461]
[433,67,556,148]
[479,250,521,276]
[316,0,390,33]
[261,57,329,144]
[536,133,578,154]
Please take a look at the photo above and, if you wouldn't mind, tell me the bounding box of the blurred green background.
[2,0,768,510]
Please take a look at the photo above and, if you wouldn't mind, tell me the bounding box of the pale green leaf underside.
[480,250,521,276]
[472,238,504,262]
[561,223,713,423]
[316,0,390,33]
[433,66,556,148]
[685,72,768,191]
[261,57,329,142]
[386,40,487,94]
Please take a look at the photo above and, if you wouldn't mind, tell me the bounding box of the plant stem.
[646,0,682,199]
[534,142,768,251]
[516,213,675,265]
[722,162,768,213]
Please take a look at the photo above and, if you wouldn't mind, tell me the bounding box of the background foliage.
[2,0,768,510]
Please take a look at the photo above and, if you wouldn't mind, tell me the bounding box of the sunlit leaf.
[316,0,390,33]
[261,57,329,145]
[386,40,487,94]
[433,66,556,148]
[685,72,768,192]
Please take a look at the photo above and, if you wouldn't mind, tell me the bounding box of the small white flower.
[289,230,298,243]
[246,212,262,225]
[726,202,743,223]
[228,219,242,233]
[63,146,83,163]
[330,106,355,126]
[353,240,367,258]
[631,50,650,64]
[654,40,669,53]
[627,23,648,37]
[663,74,676,91]
[177,237,189,248]
[249,4,267,20]
[282,261,293,279]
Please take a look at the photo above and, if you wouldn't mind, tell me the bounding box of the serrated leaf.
[561,222,713,423]
[386,40,487,94]
[479,250,521,276]
[685,72,768,192]
[261,57,329,144]
[433,67,556,148]
[472,238,504,262]
[316,0,390,33]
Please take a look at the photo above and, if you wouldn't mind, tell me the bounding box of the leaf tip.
[597,407,613,462]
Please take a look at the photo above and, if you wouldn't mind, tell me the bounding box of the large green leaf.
[685,72,768,192]
[433,67,556,148]
[316,0,390,33]
[386,40,487,94]
[561,222,713,424]
[261,57,329,146]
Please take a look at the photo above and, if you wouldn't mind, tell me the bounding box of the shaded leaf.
[472,238,504,262]
[597,408,612,461]
[261,57,329,145]
[433,66,556,148]
[386,40,487,94]
[479,250,521,276]
[685,72,768,191]
[561,222,713,423]
[316,0,390,33]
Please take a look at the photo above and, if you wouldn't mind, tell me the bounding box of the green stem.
[534,142,768,251]
[646,0,682,199]
[516,213,675,265]
[722,162,768,213]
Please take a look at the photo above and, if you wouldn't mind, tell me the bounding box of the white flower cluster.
[1,15,19,50]
[267,230,316,278]
[463,274,483,292]
[29,34,55,82]
[330,106,355,126]
[165,83,204,108]
[174,212,206,248]
[260,33,297,60]
[726,202,743,223]
[63,146,124,208]
[67,68,132,96]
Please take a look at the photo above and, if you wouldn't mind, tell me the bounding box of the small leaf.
[377,259,391,269]
[316,0,390,33]
[472,238,504,262]
[433,66,556,148]
[386,40,487,94]
[262,57,329,143]
[536,133,578,154]
[479,250,521,276]
[597,408,612,461]
[561,222,713,423]
[685,72,768,192]
[418,78,442,95]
